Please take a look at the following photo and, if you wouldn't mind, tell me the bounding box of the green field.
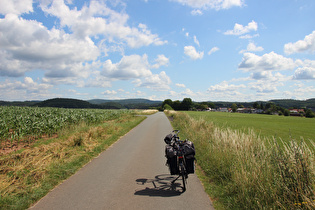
[184,111,315,144]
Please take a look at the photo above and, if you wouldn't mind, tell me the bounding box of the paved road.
[30,112,214,210]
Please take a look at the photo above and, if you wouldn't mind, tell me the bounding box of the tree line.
[160,98,315,118]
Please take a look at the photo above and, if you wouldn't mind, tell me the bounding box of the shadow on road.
[134,174,184,197]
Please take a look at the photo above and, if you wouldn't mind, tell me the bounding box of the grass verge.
[0,113,146,210]
[166,111,315,209]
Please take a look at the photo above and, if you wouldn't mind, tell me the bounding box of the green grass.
[185,111,315,144]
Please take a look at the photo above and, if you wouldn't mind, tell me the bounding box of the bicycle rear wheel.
[180,165,186,192]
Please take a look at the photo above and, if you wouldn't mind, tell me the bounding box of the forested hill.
[269,99,315,108]
[36,98,99,109]
[35,98,162,109]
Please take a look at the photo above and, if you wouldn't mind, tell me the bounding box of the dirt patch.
[0,134,58,155]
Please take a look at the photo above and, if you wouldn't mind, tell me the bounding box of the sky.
[0,0,315,102]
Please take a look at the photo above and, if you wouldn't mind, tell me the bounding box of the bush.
[163,104,174,110]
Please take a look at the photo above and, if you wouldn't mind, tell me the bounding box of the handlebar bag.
[164,134,173,144]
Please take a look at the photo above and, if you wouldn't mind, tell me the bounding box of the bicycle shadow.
[134,174,184,197]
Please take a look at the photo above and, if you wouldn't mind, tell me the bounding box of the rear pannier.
[185,155,195,174]
[165,145,179,175]
[183,140,195,156]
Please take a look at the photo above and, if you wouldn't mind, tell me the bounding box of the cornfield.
[0,106,131,148]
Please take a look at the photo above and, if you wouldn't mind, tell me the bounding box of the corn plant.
[0,106,132,147]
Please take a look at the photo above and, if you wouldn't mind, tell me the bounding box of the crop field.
[0,106,132,149]
[184,111,315,144]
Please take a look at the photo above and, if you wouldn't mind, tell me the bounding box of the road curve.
[30,112,214,210]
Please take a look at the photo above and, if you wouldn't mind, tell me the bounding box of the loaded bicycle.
[164,130,195,192]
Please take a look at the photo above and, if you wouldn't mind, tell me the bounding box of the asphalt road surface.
[30,112,214,210]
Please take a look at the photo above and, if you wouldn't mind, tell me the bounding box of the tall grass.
[168,111,315,209]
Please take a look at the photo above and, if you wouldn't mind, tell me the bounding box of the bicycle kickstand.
[171,175,181,184]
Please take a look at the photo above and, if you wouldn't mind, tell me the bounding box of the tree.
[253,102,260,109]
[260,102,265,110]
[172,100,181,110]
[162,99,173,108]
[196,104,208,110]
[208,102,216,109]
[284,109,290,116]
[180,98,193,110]
[231,103,237,112]
[305,109,315,118]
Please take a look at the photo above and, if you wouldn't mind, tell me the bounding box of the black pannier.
[185,155,195,174]
[167,156,179,175]
[165,145,179,175]
[183,140,195,156]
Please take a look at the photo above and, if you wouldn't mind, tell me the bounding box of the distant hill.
[0,100,40,106]
[88,98,162,105]
[36,98,99,109]
[269,99,315,108]
[35,98,162,109]
[88,98,163,109]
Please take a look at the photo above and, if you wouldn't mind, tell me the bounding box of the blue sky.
[0,0,314,102]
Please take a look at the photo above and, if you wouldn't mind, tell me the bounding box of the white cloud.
[193,36,200,46]
[283,84,315,100]
[239,34,259,39]
[284,31,315,55]
[176,83,186,88]
[293,67,315,80]
[171,0,244,10]
[39,0,166,48]
[208,47,219,55]
[206,81,246,101]
[0,0,33,15]
[102,90,118,95]
[184,46,204,60]
[238,52,296,72]
[151,54,170,69]
[239,42,264,54]
[191,9,203,15]
[207,81,246,92]
[101,54,152,80]
[249,81,279,93]
[224,20,258,36]
[0,77,53,100]
[0,14,99,78]
[134,71,171,91]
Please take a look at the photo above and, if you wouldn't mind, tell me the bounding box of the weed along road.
[30,112,214,210]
